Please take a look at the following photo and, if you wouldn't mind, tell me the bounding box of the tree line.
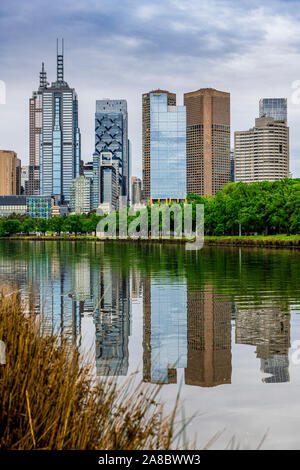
[0,179,299,237]
[0,213,102,236]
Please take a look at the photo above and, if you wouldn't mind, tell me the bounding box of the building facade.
[39,40,81,203]
[27,195,54,219]
[142,90,186,202]
[29,63,47,195]
[234,116,289,183]
[131,176,142,205]
[259,98,287,122]
[184,88,231,196]
[92,152,119,210]
[0,150,21,196]
[21,166,29,194]
[230,150,235,182]
[70,175,92,214]
[95,100,129,205]
[142,90,177,201]
[0,196,27,217]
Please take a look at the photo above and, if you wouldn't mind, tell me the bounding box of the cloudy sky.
[1,0,300,177]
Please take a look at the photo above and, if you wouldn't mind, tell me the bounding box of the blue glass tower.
[259,98,287,122]
[149,91,186,201]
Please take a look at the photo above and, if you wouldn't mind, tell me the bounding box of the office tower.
[142,90,176,201]
[142,90,186,202]
[39,40,81,203]
[0,150,20,195]
[92,152,118,211]
[131,176,142,205]
[184,287,232,387]
[70,175,92,214]
[259,98,287,122]
[21,166,29,194]
[95,99,128,206]
[184,88,231,196]
[230,150,235,182]
[29,63,47,195]
[234,116,289,183]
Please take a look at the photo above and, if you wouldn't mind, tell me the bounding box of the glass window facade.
[27,196,53,219]
[259,98,287,121]
[150,93,186,200]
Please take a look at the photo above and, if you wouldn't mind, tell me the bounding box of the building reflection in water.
[143,279,232,387]
[235,304,290,383]
[0,244,292,385]
[185,287,232,387]
[93,266,131,377]
[143,277,187,384]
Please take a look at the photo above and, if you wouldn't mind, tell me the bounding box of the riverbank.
[1,234,300,247]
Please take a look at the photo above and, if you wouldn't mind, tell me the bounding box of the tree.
[22,218,36,235]
[36,219,48,235]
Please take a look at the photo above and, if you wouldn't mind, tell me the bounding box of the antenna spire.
[39,62,48,89]
[57,38,64,82]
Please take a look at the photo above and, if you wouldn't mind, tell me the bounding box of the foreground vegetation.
[0,293,184,450]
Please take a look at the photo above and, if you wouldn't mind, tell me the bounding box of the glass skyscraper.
[95,100,129,206]
[38,40,81,203]
[259,98,287,122]
[146,91,186,201]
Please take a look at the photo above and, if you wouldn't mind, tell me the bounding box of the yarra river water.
[1,240,300,449]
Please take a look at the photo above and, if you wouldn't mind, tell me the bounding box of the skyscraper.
[234,116,289,183]
[38,40,81,203]
[95,100,129,206]
[142,90,186,202]
[259,98,287,122]
[184,88,231,196]
[29,63,47,195]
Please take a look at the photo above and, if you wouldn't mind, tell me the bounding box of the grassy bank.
[0,293,184,450]
[1,234,300,247]
[204,235,300,248]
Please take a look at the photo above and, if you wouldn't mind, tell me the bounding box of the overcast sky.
[1,0,300,178]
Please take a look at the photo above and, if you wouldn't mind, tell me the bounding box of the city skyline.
[1,0,300,180]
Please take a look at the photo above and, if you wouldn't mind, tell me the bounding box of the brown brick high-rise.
[142,90,176,201]
[184,88,230,196]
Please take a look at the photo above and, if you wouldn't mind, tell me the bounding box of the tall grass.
[0,293,182,450]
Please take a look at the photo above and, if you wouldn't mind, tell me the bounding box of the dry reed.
[0,293,182,450]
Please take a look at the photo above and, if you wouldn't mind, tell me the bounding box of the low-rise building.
[70,175,92,214]
[27,195,54,219]
[0,196,27,217]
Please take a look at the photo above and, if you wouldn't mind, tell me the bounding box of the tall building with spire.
[29,63,48,195]
[30,40,81,202]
